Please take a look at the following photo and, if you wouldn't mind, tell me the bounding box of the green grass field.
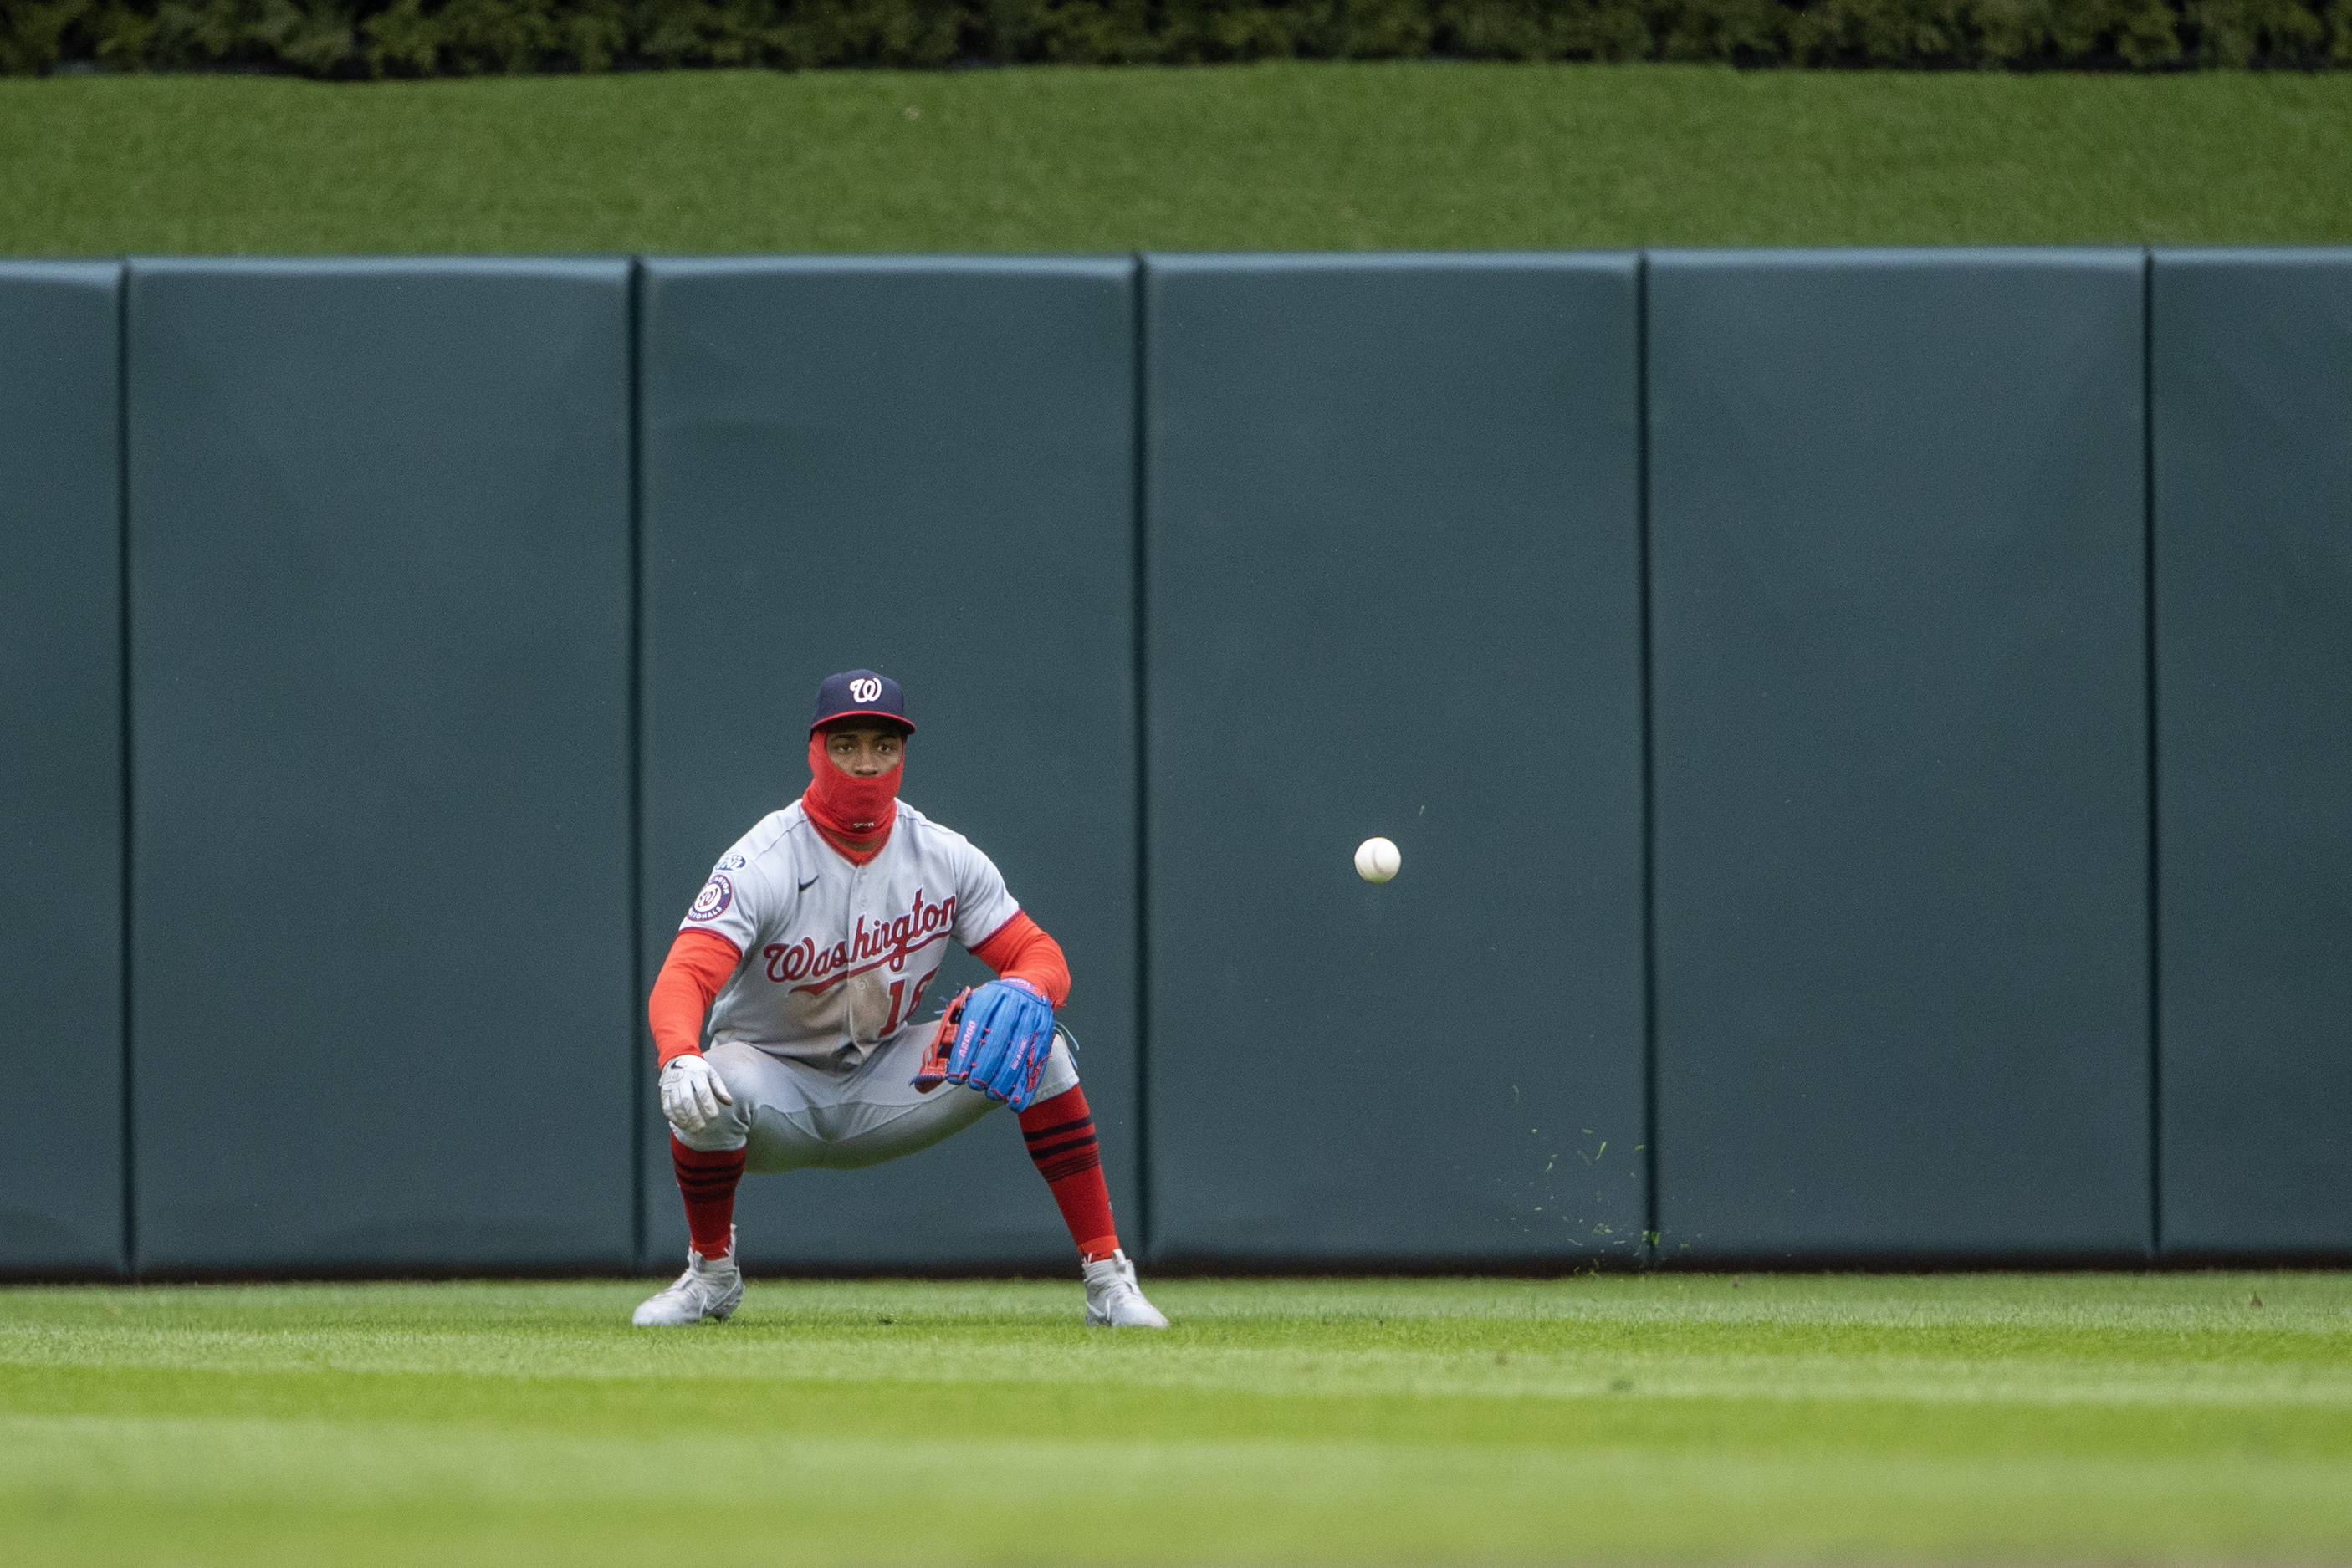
[3,64,2350,255]
[4,1273,2349,1565]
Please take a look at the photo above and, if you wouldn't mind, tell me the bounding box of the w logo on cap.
[811,668,914,734]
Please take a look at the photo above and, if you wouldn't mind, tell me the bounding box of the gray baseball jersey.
[681,800,1020,1070]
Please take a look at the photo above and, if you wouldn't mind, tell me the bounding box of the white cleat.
[631,1236,743,1326]
[1082,1249,1168,1329]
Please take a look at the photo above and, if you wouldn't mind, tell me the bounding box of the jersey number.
[882,970,936,1036]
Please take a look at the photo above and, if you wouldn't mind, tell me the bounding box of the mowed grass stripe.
[10,1356,2352,1457]
[5,1276,2349,1382]
[11,1269,2352,1320]
[3,1423,2349,1564]
[10,1331,2352,1411]
[3,65,2351,256]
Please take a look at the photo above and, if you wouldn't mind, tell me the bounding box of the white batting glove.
[659,1054,734,1136]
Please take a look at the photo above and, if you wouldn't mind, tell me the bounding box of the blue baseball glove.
[910,979,1057,1111]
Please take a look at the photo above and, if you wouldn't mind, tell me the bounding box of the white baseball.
[1354,836,1401,883]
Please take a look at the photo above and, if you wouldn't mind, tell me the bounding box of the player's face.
[824,723,904,778]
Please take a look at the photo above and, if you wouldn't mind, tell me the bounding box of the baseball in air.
[1354,836,1401,883]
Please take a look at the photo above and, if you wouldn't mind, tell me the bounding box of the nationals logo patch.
[688,874,734,921]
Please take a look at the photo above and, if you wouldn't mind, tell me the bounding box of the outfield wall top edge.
[14,248,2352,272]
[640,255,1138,278]
[0,259,124,287]
[1139,251,1639,272]
[122,256,634,279]
[1647,246,2149,268]
[2151,247,2352,268]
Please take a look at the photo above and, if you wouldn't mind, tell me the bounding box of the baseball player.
[632,669,1168,1329]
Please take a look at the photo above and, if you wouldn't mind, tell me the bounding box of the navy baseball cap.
[810,670,914,734]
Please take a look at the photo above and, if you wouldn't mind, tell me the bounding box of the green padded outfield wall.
[637,258,1139,1271]
[2154,251,2352,1258]
[1142,255,1648,1264]
[1648,251,2151,1262]
[127,260,636,1273]
[0,263,124,1275]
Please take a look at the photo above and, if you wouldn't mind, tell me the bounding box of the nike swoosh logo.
[797,876,821,891]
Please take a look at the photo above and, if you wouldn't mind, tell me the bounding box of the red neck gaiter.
[800,733,901,865]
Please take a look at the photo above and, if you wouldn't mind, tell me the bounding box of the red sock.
[1019,1086,1119,1262]
[670,1136,744,1260]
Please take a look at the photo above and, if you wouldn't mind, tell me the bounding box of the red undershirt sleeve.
[649,928,744,1070]
[969,912,1071,1009]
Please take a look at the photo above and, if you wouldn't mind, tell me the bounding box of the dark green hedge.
[3,0,2347,74]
